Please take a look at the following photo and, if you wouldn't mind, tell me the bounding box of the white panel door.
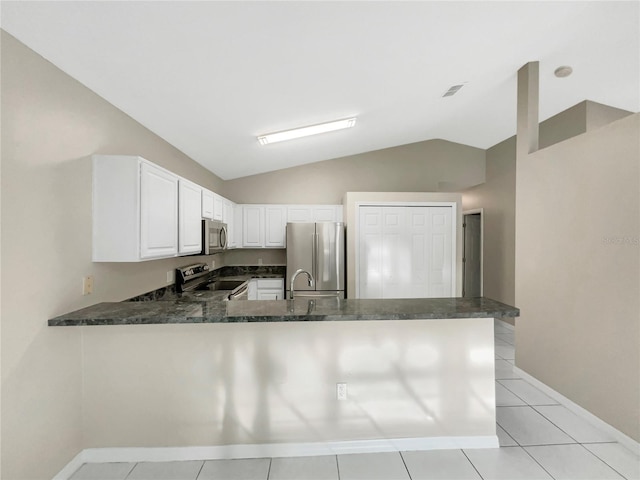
[140,162,178,259]
[427,207,453,297]
[358,205,454,299]
[358,206,383,298]
[381,207,407,298]
[407,207,430,298]
[178,179,203,254]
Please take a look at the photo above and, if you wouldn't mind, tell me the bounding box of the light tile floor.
[70,320,639,480]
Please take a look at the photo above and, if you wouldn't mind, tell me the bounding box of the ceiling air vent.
[443,84,464,97]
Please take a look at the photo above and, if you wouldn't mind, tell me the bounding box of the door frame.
[462,208,484,297]
[354,201,458,299]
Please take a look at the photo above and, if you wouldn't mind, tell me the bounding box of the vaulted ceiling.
[2,1,638,179]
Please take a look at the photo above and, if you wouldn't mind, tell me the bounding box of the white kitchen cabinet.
[178,179,203,255]
[213,193,224,221]
[242,205,265,247]
[223,198,235,248]
[201,189,214,220]
[286,205,343,223]
[265,206,287,247]
[232,203,243,248]
[241,205,287,248]
[93,155,179,262]
[248,278,284,300]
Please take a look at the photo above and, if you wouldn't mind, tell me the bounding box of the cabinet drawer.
[257,278,283,289]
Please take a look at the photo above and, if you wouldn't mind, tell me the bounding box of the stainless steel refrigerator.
[286,222,345,299]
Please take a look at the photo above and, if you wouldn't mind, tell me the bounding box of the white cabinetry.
[232,203,243,248]
[93,155,179,262]
[265,206,287,247]
[242,205,265,247]
[247,278,284,300]
[213,193,224,221]
[202,189,214,220]
[241,205,287,248]
[287,205,342,223]
[178,179,203,255]
[223,198,235,248]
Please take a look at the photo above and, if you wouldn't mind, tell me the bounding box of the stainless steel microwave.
[202,220,228,254]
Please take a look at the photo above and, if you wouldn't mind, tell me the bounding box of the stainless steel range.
[175,263,248,300]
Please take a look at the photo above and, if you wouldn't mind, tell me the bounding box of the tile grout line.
[266,457,273,480]
[398,451,412,480]
[460,448,485,480]
[520,445,558,480]
[195,459,206,480]
[335,454,341,480]
[579,443,635,480]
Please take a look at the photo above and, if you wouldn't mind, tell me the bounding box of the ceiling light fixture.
[257,117,357,145]
[554,66,573,78]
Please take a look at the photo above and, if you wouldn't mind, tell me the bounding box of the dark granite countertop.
[49,296,519,327]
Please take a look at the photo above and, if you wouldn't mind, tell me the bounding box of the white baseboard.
[55,435,498,479]
[514,366,639,455]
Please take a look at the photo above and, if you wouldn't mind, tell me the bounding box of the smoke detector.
[442,84,465,97]
[554,66,573,78]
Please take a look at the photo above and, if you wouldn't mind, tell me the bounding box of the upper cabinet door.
[242,205,264,247]
[213,193,224,221]
[287,206,313,223]
[140,162,179,259]
[178,179,203,254]
[223,198,235,247]
[202,189,214,220]
[265,206,287,247]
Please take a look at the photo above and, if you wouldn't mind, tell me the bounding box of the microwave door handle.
[220,226,227,249]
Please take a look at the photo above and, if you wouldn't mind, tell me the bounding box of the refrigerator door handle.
[313,232,319,283]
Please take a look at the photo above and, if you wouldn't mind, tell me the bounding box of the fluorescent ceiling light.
[258,117,357,145]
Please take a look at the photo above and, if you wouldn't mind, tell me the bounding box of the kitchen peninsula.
[49,287,518,458]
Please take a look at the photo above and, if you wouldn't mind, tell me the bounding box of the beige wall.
[462,101,633,323]
[515,113,640,441]
[82,319,496,448]
[222,139,485,204]
[463,137,517,312]
[0,31,224,479]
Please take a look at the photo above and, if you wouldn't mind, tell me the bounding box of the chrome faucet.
[290,269,314,299]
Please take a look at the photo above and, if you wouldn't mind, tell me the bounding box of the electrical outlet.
[82,276,93,296]
[166,270,174,284]
[336,383,347,400]
[258,258,263,266]
[211,260,216,270]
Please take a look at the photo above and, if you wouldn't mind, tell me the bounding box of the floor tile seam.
[525,443,630,480]
[519,444,558,480]
[123,462,139,479]
[265,457,273,480]
[398,451,413,480]
[576,443,631,479]
[459,448,485,480]
[496,380,559,407]
[495,407,579,448]
[195,459,206,480]
[496,424,518,446]
[530,405,594,445]
[582,443,638,480]
[335,454,341,480]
